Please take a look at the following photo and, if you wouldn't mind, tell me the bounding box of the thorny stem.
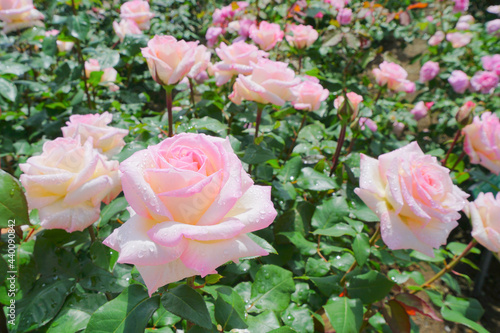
[88,226,96,243]
[188,78,195,108]
[329,123,347,177]
[442,129,462,167]
[254,105,264,140]
[165,86,174,137]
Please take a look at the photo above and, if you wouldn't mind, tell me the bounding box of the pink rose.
[206,26,223,47]
[482,55,500,76]
[103,133,276,295]
[20,137,121,232]
[486,19,500,35]
[470,71,499,94]
[61,112,129,158]
[359,117,377,132]
[141,35,198,86]
[291,77,329,111]
[337,8,352,25]
[44,30,74,52]
[467,192,500,253]
[229,58,300,106]
[120,0,154,30]
[285,24,319,49]
[487,5,500,15]
[456,22,470,30]
[187,44,211,80]
[315,11,324,19]
[458,14,474,24]
[428,31,445,46]
[325,0,346,10]
[228,18,254,40]
[212,2,247,25]
[419,61,440,82]
[448,70,469,93]
[0,0,44,33]
[84,59,119,91]
[249,21,284,51]
[453,0,469,12]
[85,59,101,78]
[463,112,500,174]
[372,61,414,93]
[446,32,472,48]
[333,91,363,118]
[113,19,142,42]
[392,121,405,136]
[355,142,468,257]
[212,41,268,86]
[410,101,433,121]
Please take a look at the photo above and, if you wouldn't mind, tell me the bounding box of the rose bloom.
[0,0,44,33]
[103,133,277,295]
[212,41,268,86]
[419,61,440,83]
[187,44,211,80]
[44,29,74,52]
[372,61,414,93]
[428,31,445,46]
[467,192,500,253]
[212,2,247,25]
[482,55,500,76]
[487,5,500,15]
[458,14,474,24]
[463,112,500,174]
[249,21,284,51]
[448,70,469,93]
[141,35,198,86]
[337,8,352,25]
[228,18,254,41]
[20,137,121,232]
[292,77,329,111]
[120,0,154,30]
[470,71,499,94]
[84,59,119,91]
[113,19,142,42]
[359,117,377,132]
[62,112,128,158]
[355,142,468,256]
[229,58,300,106]
[206,26,223,48]
[456,22,470,30]
[487,19,500,35]
[392,121,405,136]
[410,101,433,121]
[446,32,472,48]
[285,24,319,49]
[333,91,363,117]
[453,0,469,12]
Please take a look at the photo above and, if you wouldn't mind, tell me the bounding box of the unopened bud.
[456,101,475,126]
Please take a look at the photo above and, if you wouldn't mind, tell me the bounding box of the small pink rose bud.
[206,26,223,48]
[359,117,377,132]
[410,101,431,121]
[456,100,475,126]
[334,91,363,121]
[392,121,405,136]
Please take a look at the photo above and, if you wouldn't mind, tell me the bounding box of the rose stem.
[165,85,174,137]
[298,53,302,74]
[254,105,264,140]
[188,77,195,108]
[449,151,466,172]
[88,226,96,243]
[441,129,462,166]
[285,112,307,159]
[340,224,380,286]
[410,239,477,295]
[329,123,347,177]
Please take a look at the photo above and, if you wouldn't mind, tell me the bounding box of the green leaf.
[305,258,330,277]
[279,232,317,256]
[352,233,370,266]
[310,275,342,296]
[394,293,441,321]
[246,310,280,332]
[443,295,484,322]
[313,223,356,237]
[150,304,181,327]
[279,156,302,182]
[214,286,248,331]
[68,14,89,40]
[86,284,160,333]
[241,144,276,164]
[90,241,118,271]
[441,307,488,333]
[296,167,337,191]
[247,233,278,255]
[250,265,295,312]
[0,170,29,227]
[161,284,212,329]
[281,303,314,333]
[382,300,411,333]
[0,78,17,102]
[347,271,395,304]
[324,297,363,333]
[311,196,349,229]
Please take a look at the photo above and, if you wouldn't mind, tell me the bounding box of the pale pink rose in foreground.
[456,100,475,125]
[482,55,500,76]
[486,19,500,35]
[229,58,300,106]
[463,112,500,174]
[228,18,254,40]
[487,6,500,15]
[355,142,468,257]
[141,35,198,86]
[212,41,268,86]
[453,0,469,12]
[292,77,329,111]
[187,45,211,79]
[113,19,142,42]
[446,32,472,48]
[372,61,414,93]
[467,192,500,253]
[359,117,377,132]
[448,70,469,93]
[20,137,121,232]
[337,8,352,25]
[410,101,433,121]
[120,0,154,30]
[0,0,44,33]
[206,26,223,47]
[62,112,129,158]
[103,133,276,295]
[334,91,363,118]
[420,61,440,82]
[428,31,445,46]
[470,71,499,94]
[249,21,284,51]
[285,24,319,49]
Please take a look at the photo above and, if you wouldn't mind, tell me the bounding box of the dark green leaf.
[311,196,349,229]
[347,271,394,304]
[161,284,212,329]
[352,233,370,266]
[324,297,363,333]
[214,286,248,331]
[296,167,337,191]
[250,265,295,312]
[0,170,29,227]
[281,303,314,333]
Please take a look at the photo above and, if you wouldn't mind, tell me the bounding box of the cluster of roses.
[84,59,120,92]
[112,0,154,43]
